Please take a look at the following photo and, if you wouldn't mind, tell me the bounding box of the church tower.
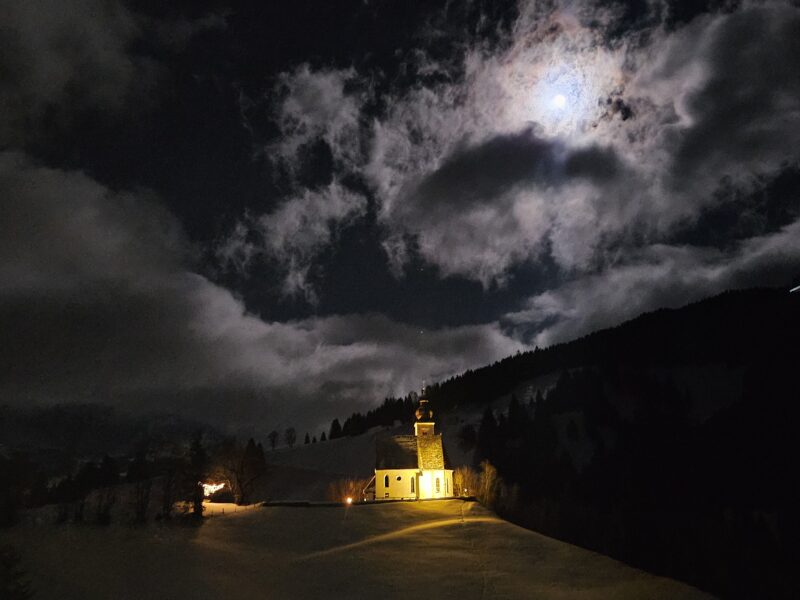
[414,386,435,437]
[372,383,453,500]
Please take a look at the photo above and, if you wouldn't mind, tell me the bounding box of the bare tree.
[326,477,371,503]
[128,452,151,524]
[159,459,180,520]
[267,430,279,450]
[454,466,480,497]
[478,460,501,509]
[284,427,297,448]
[94,487,116,525]
[130,480,151,524]
[212,438,267,505]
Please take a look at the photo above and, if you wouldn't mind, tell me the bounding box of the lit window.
[384,474,389,488]
[435,478,440,493]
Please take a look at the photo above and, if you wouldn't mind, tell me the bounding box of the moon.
[552,94,567,109]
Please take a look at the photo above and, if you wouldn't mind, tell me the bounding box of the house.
[371,389,454,500]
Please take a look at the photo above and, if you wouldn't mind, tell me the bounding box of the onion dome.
[415,387,434,422]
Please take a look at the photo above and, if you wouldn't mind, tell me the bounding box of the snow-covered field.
[7,499,713,599]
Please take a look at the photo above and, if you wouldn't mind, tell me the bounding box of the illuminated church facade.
[373,390,454,500]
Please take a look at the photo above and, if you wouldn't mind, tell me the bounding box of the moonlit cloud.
[3,0,800,434]
[365,0,800,291]
[269,64,366,175]
[217,182,367,302]
[0,153,523,432]
[506,217,800,347]
[224,0,800,344]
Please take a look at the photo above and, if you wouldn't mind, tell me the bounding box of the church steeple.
[414,385,435,436]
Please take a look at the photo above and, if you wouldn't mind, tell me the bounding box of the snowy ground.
[6,499,714,599]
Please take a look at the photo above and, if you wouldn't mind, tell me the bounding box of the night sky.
[2,0,799,433]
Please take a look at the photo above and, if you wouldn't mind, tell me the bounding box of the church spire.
[414,384,435,436]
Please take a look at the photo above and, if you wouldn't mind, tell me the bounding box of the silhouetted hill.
[426,286,798,416]
[424,287,798,599]
[327,287,798,598]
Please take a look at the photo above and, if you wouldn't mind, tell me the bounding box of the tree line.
[0,432,271,529]
[457,365,798,599]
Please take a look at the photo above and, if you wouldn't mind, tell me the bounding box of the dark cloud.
[407,128,621,214]
[668,4,800,185]
[0,0,145,145]
[0,153,522,432]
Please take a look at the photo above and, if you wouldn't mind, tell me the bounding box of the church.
[371,389,454,500]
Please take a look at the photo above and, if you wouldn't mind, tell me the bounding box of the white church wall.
[375,469,419,499]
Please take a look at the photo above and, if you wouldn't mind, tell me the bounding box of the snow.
[6,499,713,599]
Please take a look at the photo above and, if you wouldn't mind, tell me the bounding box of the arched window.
[435,477,441,493]
[384,474,389,488]
[411,477,415,494]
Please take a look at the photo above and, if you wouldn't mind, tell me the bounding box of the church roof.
[375,435,418,469]
[375,433,447,470]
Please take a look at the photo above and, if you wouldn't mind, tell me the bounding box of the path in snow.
[7,499,715,599]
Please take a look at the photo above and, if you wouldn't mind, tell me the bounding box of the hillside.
[6,500,713,600]
[307,287,798,598]
[427,287,799,416]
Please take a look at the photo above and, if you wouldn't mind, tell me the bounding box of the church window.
[411,478,415,493]
[384,475,389,488]
[435,477,441,493]
[396,475,402,481]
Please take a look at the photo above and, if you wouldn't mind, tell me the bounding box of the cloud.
[268,64,366,176]
[0,152,522,432]
[219,65,371,299]
[381,128,628,284]
[216,182,367,302]
[0,0,144,144]
[361,0,800,288]
[0,0,230,146]
[5,0,800,435]
[627,2,800,189]
[506,217,800,346]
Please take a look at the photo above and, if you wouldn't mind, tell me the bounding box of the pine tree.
[267,430,279,450]
[304,432,310,444]
[320,432,327,442]
[476,407,498,464]
[329,418,342,440]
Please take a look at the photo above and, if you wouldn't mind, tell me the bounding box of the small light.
[552,94,567,109]
[345,497,353,505]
